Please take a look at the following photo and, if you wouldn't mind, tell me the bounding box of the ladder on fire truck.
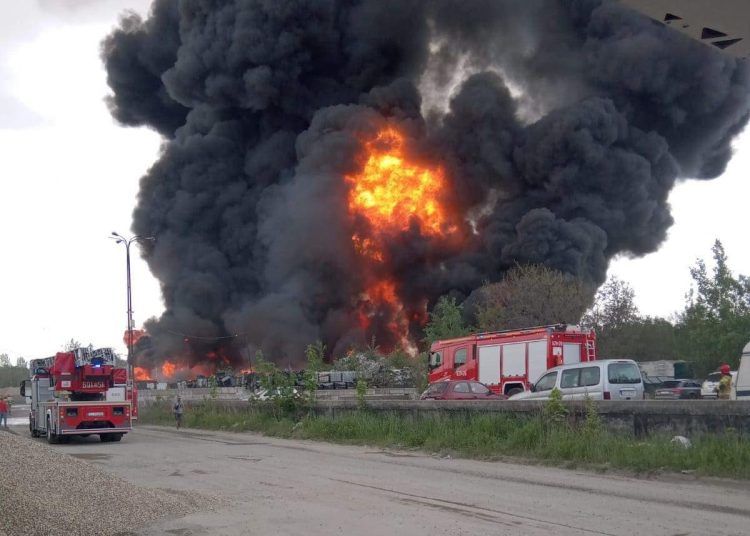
[586,339,596,361]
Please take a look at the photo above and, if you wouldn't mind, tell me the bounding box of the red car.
[420,380,507,400]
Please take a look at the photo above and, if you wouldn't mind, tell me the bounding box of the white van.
[510,359,644,401]
[735,341,750,400]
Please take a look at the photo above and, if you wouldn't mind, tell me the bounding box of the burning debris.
[103,0,750,370]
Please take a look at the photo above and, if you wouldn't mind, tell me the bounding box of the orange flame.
[161,361,176,377]
[134,367,152,381]
[347,127,451,242]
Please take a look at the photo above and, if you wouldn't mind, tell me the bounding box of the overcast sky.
[1,1,748,361]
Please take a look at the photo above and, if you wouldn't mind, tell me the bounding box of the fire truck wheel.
[110,433,123,442]
[30,419,39,438]
[46,418,59,444]
[100,434,111,442]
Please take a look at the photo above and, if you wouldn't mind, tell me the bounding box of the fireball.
[346,127,452,252]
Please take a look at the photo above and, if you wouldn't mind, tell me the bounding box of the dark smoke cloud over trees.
[102,0,750,366]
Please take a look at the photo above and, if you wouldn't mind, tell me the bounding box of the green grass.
[138,402,750,479]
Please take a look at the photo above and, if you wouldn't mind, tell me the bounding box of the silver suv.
[511,359,644,401]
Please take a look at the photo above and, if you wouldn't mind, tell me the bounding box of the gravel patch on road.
[0,430,220,536]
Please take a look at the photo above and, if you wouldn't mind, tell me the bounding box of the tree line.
[0,354,28,388]
[424,240,750,377]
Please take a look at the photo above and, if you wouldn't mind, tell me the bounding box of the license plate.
[87,411,104,417]
[656,390,671,396]
[620,389,635,397]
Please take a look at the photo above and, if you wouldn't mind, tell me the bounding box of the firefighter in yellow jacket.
[717,364,733,400]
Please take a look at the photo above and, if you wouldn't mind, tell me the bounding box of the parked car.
[701,371,738,399]
[655,379,702,400]
[642,375,672,399]
[510,359,644,401]
[420,380,506,400]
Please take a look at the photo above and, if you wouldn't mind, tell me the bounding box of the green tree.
[582,276,638,332]
[356,378,368,410]
[15,356,27,368]
[253,350,298,416]
[676,240,750,376]
[476,264,592,332]
[597,317,677,360]
[303,340,325,407]
[582,277,677,360]
[0,353,10,367]
[423,296,471,344]
[0,365,29,387]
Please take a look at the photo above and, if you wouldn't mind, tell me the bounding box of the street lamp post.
[110,232,154,365]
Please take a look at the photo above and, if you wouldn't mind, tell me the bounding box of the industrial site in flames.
[103,0,750,377]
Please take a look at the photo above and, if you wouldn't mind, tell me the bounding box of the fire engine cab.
[20,347,134,443]
[428,324,597,396]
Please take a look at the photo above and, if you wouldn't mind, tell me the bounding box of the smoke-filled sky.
[1,0,749,363]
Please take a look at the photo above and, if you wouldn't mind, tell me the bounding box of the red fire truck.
[428,324,597,396]
[20,347,135,443]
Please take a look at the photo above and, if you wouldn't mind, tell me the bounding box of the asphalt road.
[8,405,750,535]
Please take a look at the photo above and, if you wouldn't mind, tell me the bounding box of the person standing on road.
[717,364,733,400]
[173,396,184,429]
[0,396,9,428]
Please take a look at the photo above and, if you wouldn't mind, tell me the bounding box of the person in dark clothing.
[173,396,184,429]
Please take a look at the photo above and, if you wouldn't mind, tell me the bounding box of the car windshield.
[424,383,448,395]
[469,382,490,395]
[607,363,641,384]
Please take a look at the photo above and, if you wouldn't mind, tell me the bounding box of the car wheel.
[100,433,111,442]
[506,387,523,397]
[110,433,123,442]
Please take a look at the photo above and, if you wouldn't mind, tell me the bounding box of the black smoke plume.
[102,0,750,367]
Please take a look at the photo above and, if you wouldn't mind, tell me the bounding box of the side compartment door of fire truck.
[31,377,53,433]
[477,345,501,387]
[502,343,526,395]
[527,340,548,386]
[563,343,582,365]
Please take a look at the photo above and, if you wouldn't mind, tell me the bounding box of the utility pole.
[110,233,155,365]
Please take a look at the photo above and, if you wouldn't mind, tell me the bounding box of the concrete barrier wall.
[315,400,750,437]
[140,395,750,437]
[138,387,250,404]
